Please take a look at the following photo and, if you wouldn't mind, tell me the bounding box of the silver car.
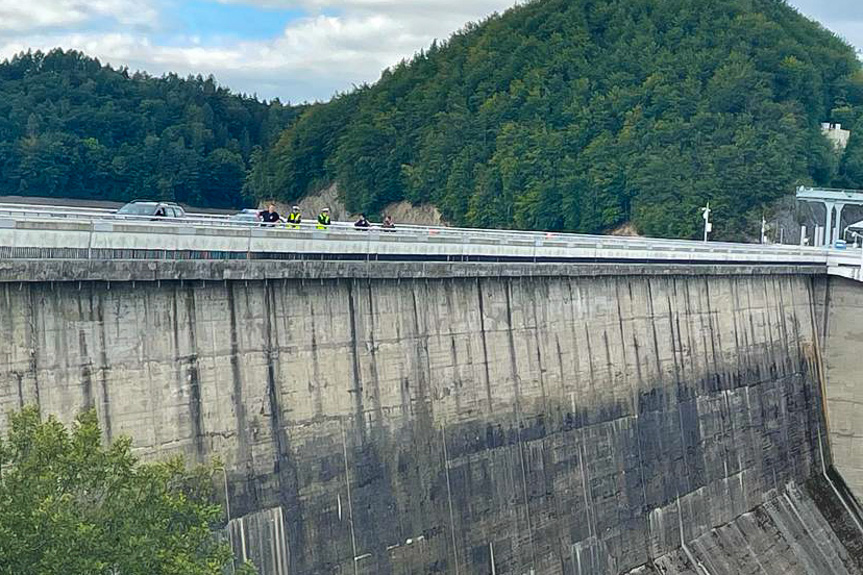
[117,200,187,219]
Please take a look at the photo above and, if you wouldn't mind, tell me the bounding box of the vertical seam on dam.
[78,326,93,413]
[94,288,112,441]
[184,285,205,462]
[729,278,744,386]
[262,279,305,573]
[346,279,366,439]
[307,284,324,420]
[227,282,250,475]
[26,284,41,414]
[476,278,494,415]
[807,277,833,459]
[774,277,793,375]
[410,281,433,426]
[530,280,550,420]
[445,279,464,417]
[77,293,93,413]
[703,279,722,387]
[616,280,649,522]
[364,281,384,433]
[504,279,537,570]
[264,280,284,460]
[566,278,584,405]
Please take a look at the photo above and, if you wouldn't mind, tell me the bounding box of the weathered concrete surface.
[818,276,863,502]
[0,258,825,284]
[628,481,861,575]
[0,271,859,574]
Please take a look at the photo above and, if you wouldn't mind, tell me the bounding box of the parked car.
[116,200,186,219]
[230,209,261,225]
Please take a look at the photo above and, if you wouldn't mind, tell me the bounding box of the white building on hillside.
[822,122,851,151]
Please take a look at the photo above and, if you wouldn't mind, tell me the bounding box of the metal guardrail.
[0,203,226,221]
[0,203,858,277]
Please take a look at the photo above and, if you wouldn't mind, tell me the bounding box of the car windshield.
[118,203,157,216]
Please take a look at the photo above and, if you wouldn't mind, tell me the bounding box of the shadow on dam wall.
[1,270,862,574]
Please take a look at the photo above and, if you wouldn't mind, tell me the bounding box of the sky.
[0,0,860,103]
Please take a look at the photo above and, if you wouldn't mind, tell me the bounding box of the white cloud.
[0,1,518,101]
[0,15,427,100]
[0,0,855,103]
[0,0,158,32]
[219,0,511,17]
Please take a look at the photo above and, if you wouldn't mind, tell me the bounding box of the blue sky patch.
[161,0,304,43]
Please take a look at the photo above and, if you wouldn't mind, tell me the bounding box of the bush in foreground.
[0,407,255,575]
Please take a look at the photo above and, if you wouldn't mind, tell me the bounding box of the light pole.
[702,202,712,242]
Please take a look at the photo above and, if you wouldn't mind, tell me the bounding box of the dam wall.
[0,263,859,574]
[817,276,863,502]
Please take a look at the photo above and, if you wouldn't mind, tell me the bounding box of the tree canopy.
[0,407,254,575]
[247,0,863,239]
[0,49,299,209]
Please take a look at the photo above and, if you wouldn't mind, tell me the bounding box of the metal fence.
[0,203,859,277]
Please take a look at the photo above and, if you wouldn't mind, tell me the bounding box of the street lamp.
[702,203,712,242]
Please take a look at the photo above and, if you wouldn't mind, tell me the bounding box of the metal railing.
[0,203,228,223]
[0,203,857,277]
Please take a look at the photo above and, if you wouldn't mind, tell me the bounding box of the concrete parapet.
[0,258,826,284]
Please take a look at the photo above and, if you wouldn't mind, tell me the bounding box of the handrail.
[0,204,833,251]
[0,204,230,222]
[0,202,855,276]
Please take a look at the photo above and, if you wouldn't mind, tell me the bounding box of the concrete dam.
[0,260,860,575]
[1,216,863,574]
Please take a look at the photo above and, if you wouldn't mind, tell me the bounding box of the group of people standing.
[352,213,395,230]
[258,204,395,230]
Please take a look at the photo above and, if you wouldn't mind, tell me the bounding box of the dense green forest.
[248,0,863,239]
[0,50,299,208]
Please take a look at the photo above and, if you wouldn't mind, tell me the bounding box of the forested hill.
[248,0,863,239]
[0,50,299,208]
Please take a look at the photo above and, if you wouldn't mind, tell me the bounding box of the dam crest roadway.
[0,202,861,281]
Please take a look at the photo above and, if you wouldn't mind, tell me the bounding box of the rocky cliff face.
[262,184,444,226]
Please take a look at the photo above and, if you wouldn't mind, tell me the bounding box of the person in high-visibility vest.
[287,205,302,229]
[317,207,331,229]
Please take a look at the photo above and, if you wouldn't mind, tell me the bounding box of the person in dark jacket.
[354,214,370,228]
[259,203,281,226]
